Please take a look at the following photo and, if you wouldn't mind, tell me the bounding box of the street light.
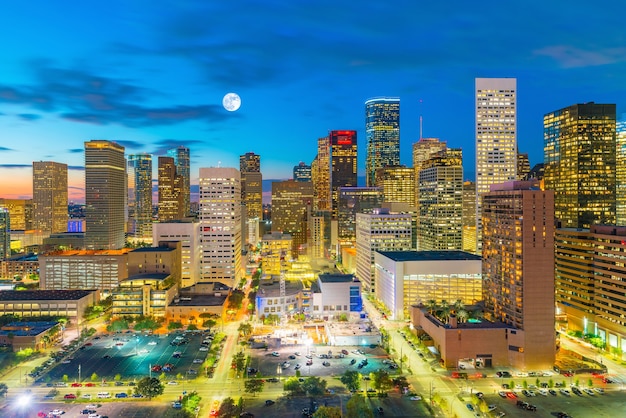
[430,380,435,406]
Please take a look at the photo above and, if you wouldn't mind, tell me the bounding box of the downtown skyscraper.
[167,146,190,217]
[475,78,517,251]
[240,152,263,246]
[330,130,357,218]
[127,154,153,239]
[158,156,185,222]
[365,97,400,187]
[544,103,616,229]
[32,161,68,235]
[84,140,126,250]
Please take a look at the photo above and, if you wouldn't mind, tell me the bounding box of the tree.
[312,406,342,418]
[370,369,392,394]
[0,383,7,398]
[283,377,304,396]
[264,314,280,326]
[114,374,122,381]
[238,322,252,337]
[168,321,183,330]
[135,376,164,399]
[217,397,238,417]
[187,324,198,331]
[232,351,246,375]
[90,372,99,382]
[244,379,264,396]
[346,394,373,418]
[62,374,69,383]
[302,376,327,396]
[134,316,162,332]
[426,299,438,315]
[107,318,130,332]
[203,319,217,330]
[227,290,245,309]
[163,409,193,418]
[457,309,469,323]
[340,370,361,393]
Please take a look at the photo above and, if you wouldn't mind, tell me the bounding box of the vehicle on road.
[63,394,76,399]
[193,359,203,364]
[271,352,279,357]
[265,400,275,406]
[167,381,178,385]
[115,393,128,398]
[409,396,422,401]
[294,364,301,370]
[548,389,557,396]
[51,410,64,415]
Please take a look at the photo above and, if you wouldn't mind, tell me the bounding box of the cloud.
[0,164,30,168]
[0,63,235,128]
[115,140,145,150]
[67,148,83,153]
[68,166,85,171]
[17,113,41,121]
[533,45,626,68]
[151,138,205,156]
[0,147,14,152]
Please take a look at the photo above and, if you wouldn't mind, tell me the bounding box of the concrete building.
[337,187,383,241]
[555,225,626,360]
[375,251,482,321]
[158,156,185,222]
[255,279,303,320]
[482,180,555,370]
[167,146,191,217]
[355,208,412,293]
[293,162,312,182]
[199,167,242,287]
[412,138,447,209]
[0,253,39,280]
[375,165,414,205]
[152,220,201,288]
[128,244,181,284]
[166,282,230,326]
[84,140,126,250]
[462,181,477,253]
[111,273,177,318]
[310,273,362,320]
[127,154,153,239]
[39,249,131,292]
[475,78,517,251]
[0,321,62,352]
[0,198,32,231]
[33,161,68,236]
[0,290,98,325]
[261,232,292,276]
[271,180,313,254]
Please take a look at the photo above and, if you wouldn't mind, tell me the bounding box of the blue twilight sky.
[1,0,626,202]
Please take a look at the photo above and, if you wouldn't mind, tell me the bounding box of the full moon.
[222,92,241,112]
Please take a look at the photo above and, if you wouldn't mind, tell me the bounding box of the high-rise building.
[375,165,414,205]
[127,154,153,239]
[199,167,242,286]
[365,97,400,187]
[308,209,331,259]
[240,152,263,246]
[555,225,626,359]
[167,147,190,217]
[0,199,32,231]
[153,220,200,288]
[418,148,463,250]
[616,116,626,225]
[337,187,384,241]
[293,162,312,182]
[85,140,126,250]
[271,180,313,255]
[475,78,517,251]
[462,181,477,253]
[312,136,331,212]
[158,156,185,222]
[330,130,357,218]
[517,152,530,180]
[0,208,9,259]
[412,138,447,208]
[545,103,616,229]
[355,208,412,293]
[32,161,68,235]
[482,180,555,369]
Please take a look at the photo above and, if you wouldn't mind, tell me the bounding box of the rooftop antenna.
[217,160,222,168]
[419,98,423,140]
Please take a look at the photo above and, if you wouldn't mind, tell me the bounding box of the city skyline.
[1,1,626,202]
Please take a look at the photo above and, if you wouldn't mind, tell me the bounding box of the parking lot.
[2,400,169,418]
[44,331,211,383]
[248,343,397,379]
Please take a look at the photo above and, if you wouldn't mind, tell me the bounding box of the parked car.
[115,393,128,398]
[64,394,76,399]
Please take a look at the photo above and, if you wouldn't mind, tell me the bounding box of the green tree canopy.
[0,383,8,398]
[135,376,164,399]
[244,379,264,396]
[107,318,130,332]
[346,394,373,418]
[238,322,252,337]
[168,321,184,330]
[312,406,342,418]
[283,377,305,396]
[370,369,392,394]
[340,370,361,393]
[217,397,238,417]
[134,316,162,331]
[302,376,327,397]
[202,319,217,329]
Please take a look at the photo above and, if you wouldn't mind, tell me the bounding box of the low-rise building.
[0,253,39,279]
[166,282,230,326]
[111,273,177,318]
[255,279,303,320]
[0,321,62,352]
[310,273,362,320]
[374,250,482,320]
[0,290,98,325]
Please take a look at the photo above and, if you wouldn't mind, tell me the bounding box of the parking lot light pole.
[78,364,81,383]
[430,380,435,406]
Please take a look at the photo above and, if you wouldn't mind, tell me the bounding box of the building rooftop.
[6,253,38,262]
[130,246,176,253]
[257,280,303,298]
[168,293,228,307]
[43,249,131,257]
[123,273,170,282]
[0,290,96,301]
[377,250,481,262]
[318,273,358,283]
[0,321,58,337]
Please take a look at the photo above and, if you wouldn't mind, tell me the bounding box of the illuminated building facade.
[462,181,477,253]
[337,187,383,241]
[0,199,32,231]
[330,130,358,219]
[365,97,400,187]
[0,209,9,259]
[127,154,153,239]
[544,103,616,229]
[475,78,517,251]
[482,180,555,370]
[293,161,312,182]
[158,156,185,222]
[617,117,626,225]
[418,149,463,250]
[375,250,482,321]
[517,152,530,180]
[375,165,414,205]
[355,208,412,293]
[199,167,242,287]
[312,136,331,212]
[33,161,68,235]
[261,232,292,276]
[240,152,263,246]
[412,138,447,208]
[84,140,126,250]
[153,220,200,288]
[167,146,191,217]
[555,225,626,360]
[271,180,313,254]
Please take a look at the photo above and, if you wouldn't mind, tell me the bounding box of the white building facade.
[152,220,200,288]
